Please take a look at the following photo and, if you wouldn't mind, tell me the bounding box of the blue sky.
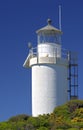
[0,0,83,121]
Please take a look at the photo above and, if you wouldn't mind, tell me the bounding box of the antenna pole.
[59,5,62,30]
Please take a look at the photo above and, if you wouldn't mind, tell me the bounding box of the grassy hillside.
[0,100,83,130]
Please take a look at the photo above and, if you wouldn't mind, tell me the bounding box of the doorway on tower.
[68,51,78,100]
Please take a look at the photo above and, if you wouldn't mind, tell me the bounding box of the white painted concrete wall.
[38,43,61,58]
[32,63,68,116]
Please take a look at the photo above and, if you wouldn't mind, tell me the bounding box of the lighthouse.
[23,19,69,116]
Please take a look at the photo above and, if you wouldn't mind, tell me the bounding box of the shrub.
[8,114,29,122]
[37,126,49,130]
[67,100,83,113]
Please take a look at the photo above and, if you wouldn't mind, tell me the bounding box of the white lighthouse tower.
[23,19,69,116]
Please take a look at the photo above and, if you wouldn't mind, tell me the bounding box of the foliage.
[37,126,49,130]
[9,114,29,122]
[0,100,83,130]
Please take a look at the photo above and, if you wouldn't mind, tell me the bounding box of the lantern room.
[36,19,62,44]
[36,19,62,58]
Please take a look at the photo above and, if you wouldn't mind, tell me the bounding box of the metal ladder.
[68,51,78,100]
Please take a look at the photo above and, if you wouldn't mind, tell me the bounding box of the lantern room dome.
[36,19,62,35]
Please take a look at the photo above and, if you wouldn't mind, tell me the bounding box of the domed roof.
[36,19,62,34]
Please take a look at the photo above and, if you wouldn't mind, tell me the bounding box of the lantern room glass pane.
[38,33,61,44]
